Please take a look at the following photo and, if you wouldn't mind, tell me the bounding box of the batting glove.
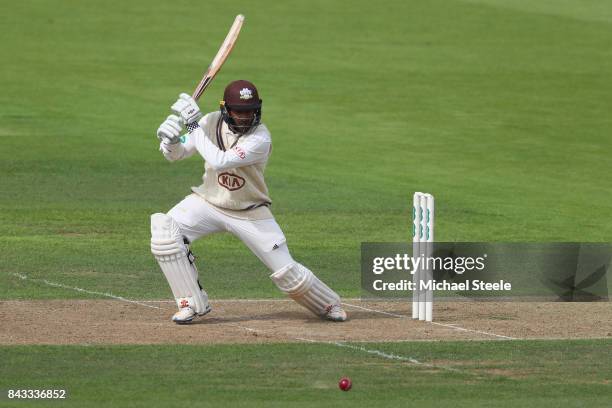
[156,114,183,145]
[171,93,202,133]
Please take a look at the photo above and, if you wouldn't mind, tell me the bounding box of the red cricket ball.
[338,377,352,391]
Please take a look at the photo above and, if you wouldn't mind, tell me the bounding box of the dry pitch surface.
[2,300,610,345]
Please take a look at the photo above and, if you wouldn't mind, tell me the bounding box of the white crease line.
[135,299,292,303]
[11,272,520,365]
[342,301,406,318]
[10,274,517,340]
[343,301,518,340]
[137,298,371,303]
[10,273,162,310]
[231,324,259,333]
[296,337,463,373]
[431,322,517,340]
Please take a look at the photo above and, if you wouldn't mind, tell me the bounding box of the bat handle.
[192,76,211,101]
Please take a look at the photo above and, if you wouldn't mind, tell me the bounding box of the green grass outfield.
[1,0,611,299]
[1,0,611,406]
[1,340,611,408]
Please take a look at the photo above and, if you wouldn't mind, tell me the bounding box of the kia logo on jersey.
[218,172,246,191]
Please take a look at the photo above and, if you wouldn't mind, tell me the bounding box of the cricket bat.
[192,14,245,101]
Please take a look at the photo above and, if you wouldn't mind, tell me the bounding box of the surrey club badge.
[239,88,253,100]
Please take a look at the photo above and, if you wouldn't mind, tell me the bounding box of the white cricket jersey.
[160,111,273,220]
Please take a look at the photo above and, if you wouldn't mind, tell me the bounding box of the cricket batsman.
[151,80,347,324]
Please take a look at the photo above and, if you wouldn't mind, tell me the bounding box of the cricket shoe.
[325,304,347,322]
[172,304,212,325]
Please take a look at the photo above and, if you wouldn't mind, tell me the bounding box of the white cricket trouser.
[167,194,294,271]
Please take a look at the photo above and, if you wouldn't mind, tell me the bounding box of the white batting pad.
[150,213,209,314]
[270,263,340,316]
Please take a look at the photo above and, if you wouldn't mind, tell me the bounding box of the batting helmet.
[220,80,263,135]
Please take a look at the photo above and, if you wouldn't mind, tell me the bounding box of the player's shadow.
[188,309,402,325]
